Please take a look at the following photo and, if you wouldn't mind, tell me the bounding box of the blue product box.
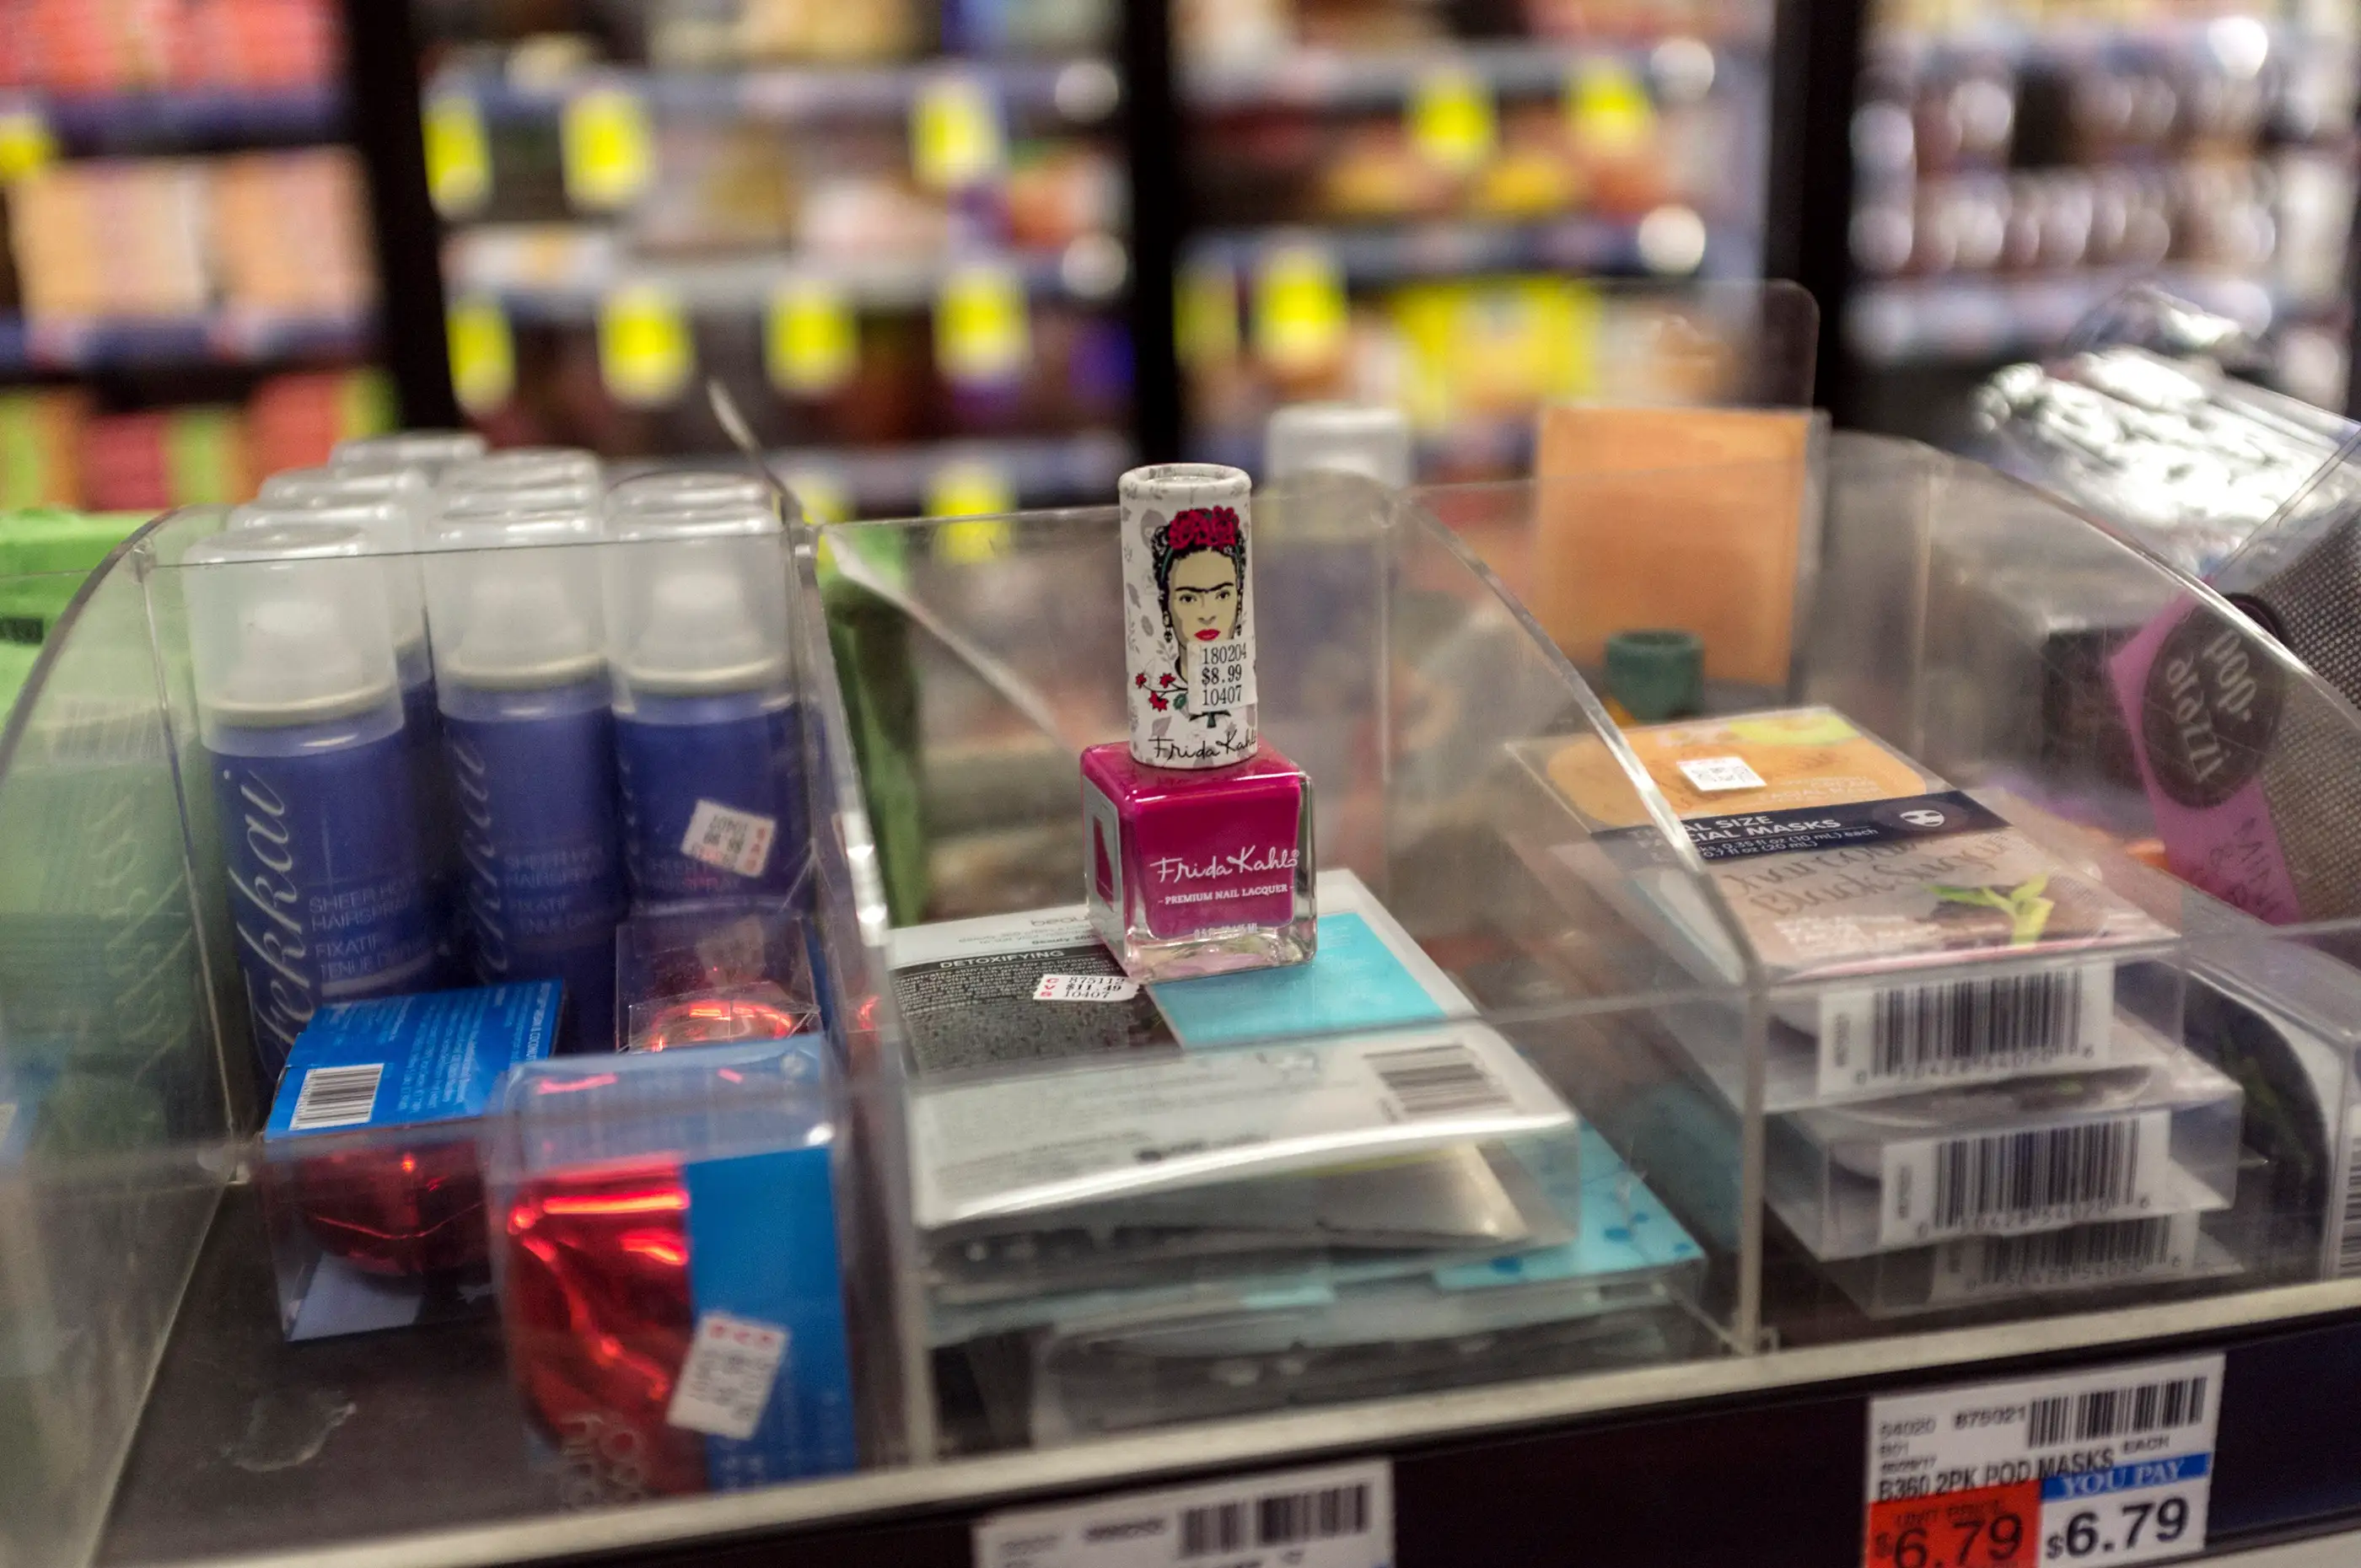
[260,981,562,1340]
[488,1039,858,1497]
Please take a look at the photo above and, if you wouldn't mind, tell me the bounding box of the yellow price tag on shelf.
[1567,57,1655,155]
[0,105,55,182]
[1175,260,1240,368]
[929,458,1018,563]
[598,282,693,406]
[766,278,858,396]
[1251,242,1347,374]
[911,72,1006,193]
[785,467,851,527]
[446,295,514,415]
[1407,66,1496,175]
[422,94,492,217]
[935,264,1030,386]
[562,83,654,212]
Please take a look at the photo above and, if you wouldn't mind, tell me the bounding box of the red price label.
[1866,1481,2037,1568]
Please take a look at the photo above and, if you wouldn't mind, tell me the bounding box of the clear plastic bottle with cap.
[234,491,460,969]
[333,429,488,479]
[183,521,449,1086]
[423,504,625,1052]
[602,501,806,905]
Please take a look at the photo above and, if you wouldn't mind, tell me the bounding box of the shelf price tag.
[0,101,55,182]
[1407,65,1496,175]
[562,83,654,212]
[446,294,514,415]
[911,71,1005,193]
[1566,57,1656,155]
[935,263,1030,386]
[1174,258,1239,368]
[1865,1352,2222,1568]
[766,277,857,395]
[928,459,1016,563]
[422,94,492,217]
[598,282,693,406]
[976,1459,1390,1568]
[1251,240,1347,375]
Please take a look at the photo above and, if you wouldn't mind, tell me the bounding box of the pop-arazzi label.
[681,799,777,878]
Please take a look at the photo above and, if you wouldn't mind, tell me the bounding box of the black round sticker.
[2140,607,2283,809]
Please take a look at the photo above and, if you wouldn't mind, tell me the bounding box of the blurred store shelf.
[632,428,1132,518]
[2,83,345,154]
[1846,269,2326,367]
[0,308,374,376]
[1872,13,2344,69]
[1181,35,1755,113]
[1187,212,1735,285]
[426,56,1120,126]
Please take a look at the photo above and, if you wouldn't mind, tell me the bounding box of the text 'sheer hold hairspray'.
[604,489,807,904]
[424,503,625,1051]
[184,522,446,1087]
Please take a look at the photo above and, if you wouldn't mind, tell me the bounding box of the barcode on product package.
[288,1063,383,1131]
[1929,1214,2200,1304]
[1820,964,2111,1097]
[975,1461,1391,1568]
[2026,1371,2211,1447]
[1369,1042,1510,1119]
[681,799,777,879]
[2335,1116,2361,1279]
[1881,1112,2168,1247]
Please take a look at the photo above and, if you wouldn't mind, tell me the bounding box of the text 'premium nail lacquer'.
[1081,463,1316,980]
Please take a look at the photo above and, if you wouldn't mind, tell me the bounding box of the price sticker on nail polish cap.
[599,282,693,406]
[911,70,1005,192]
[0,101,55,182]
[1034,974,1140,1003]
[976,1460,1391,1568]
[1252,240,1347,374]
[562,82,654,211]
[422,94,491,216]
[1408,64,1496,175]
[446,294,514,415]
[766,277,857,395]
[1864,1352,2222,1568]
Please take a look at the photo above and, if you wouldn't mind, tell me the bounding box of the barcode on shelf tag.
[447,294,514,415]
[1820,964,2113,1097]
[681,800,777,879]
[665,1312,788,1441]
[598,282,694,406]
[911,71,1006,191]
[935,266,1030,386]
[1406,65,1496,173]
[1864,1352,2221,1568]
[1928,1214,2201,1305]
[1034,974,1140,1003]
[1880,1112,2169,1248]
[766,277,858,395]
[974,1460,1390,1568]
[1367,1041,1511,1120]
[1675,754,1766,793]
[288,1064,383,1132]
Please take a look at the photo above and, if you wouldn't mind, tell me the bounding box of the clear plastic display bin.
[3,431,2361,1564]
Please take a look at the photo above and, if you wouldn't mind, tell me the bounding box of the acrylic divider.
[0,522,236,1568]
[804,477,1769,1449]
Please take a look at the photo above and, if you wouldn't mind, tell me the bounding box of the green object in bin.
[0,509,148,647]
[0,638,38,728]
[1605,628,1704,722]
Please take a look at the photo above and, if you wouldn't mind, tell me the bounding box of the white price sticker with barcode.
[681,800,777,878]
[666,1312,788,1441]
[1675,754,1766,793]
[1034,974,1140,1003]
[1880,1111,2170,1249]
[1864,1352,2222,1568]
[975,1459,1390,1568]
[1818,963,2113,1098]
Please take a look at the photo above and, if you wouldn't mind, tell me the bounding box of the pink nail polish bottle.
[1081,463,1317,980]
